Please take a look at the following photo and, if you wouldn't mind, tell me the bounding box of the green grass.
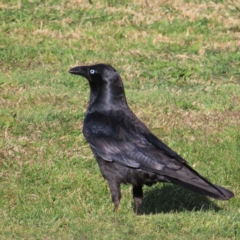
[1,0,240,239]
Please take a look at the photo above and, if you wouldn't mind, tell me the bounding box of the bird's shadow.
[138,184,221,215]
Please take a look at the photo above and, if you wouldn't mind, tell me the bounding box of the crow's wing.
[83,112,235,200]
[83,112,185,174]
[144,132,187,163]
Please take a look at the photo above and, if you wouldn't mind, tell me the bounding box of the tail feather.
[163,165,234,200]
[167,177,234,200]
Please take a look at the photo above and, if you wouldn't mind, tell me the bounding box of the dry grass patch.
[136,0,240,52]
[135,106,240,133]
[164,109,240,132]
[0,1,21,10]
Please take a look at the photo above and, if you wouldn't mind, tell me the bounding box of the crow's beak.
[68,66,88,78]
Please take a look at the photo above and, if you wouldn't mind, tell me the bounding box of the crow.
[68,63,234,214]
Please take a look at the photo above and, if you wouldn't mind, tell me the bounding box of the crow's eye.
[90,69,95,74]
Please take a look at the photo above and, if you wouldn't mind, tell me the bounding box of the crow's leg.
[107,181,121,212]
[133,185,143,215]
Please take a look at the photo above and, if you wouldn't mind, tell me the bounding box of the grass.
[0,0,240,239]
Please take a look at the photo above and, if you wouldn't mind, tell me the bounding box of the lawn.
[0,0,240,239]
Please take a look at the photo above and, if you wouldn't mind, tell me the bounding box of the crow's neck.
[87,81,128,113]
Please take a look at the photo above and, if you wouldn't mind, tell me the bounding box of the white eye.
[90,69,95,74]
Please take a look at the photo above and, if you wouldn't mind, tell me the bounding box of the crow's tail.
[164,166,234,200]
[167,177,234,200]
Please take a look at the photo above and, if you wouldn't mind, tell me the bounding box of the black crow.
[69,63,234,214]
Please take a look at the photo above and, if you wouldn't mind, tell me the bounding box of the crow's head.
[68,63,119,86]
[69,63,127,109]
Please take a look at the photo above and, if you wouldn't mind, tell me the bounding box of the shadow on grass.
[139,184,221,215]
